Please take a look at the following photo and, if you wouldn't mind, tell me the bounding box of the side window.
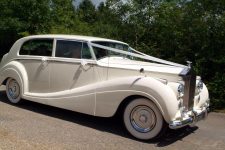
[56,40,92,59]
[20,39,53,56]
[92,46,108,59]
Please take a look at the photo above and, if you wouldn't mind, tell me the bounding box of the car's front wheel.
[6,78,21,104]
[123,98,164,140]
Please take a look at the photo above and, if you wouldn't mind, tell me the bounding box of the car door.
[48,39,97,115]
[19,38,53,93]
[50,39,96,91]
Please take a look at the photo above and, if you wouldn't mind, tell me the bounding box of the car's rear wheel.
[6,78,21,104]
[123,98,164,140]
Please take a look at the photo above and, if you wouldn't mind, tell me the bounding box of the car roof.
[23,34,128,45]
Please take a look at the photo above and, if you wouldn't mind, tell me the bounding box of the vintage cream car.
[0,35,209,140]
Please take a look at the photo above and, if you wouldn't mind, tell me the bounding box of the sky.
[75,0,106,7]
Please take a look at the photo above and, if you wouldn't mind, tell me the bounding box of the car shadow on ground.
[0,91,198,146]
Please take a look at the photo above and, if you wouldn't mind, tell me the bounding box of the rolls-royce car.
[0,35,210,140]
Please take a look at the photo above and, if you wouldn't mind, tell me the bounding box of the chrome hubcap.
[8,79,20,99]
[130,106,156,133]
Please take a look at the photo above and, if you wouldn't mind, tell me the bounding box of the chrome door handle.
[41,57,47,63]
[41,57,48,68]
[81,59,88,67]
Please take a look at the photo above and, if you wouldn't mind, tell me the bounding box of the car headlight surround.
[197,80,203,90]
[177,84,184,94]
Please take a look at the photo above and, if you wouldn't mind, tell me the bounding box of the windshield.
[91,41,129,59]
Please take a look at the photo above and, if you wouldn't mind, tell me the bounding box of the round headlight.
[178,84,184,94]
[197,80,203,90]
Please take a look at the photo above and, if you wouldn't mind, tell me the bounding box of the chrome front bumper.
[169,106,209,129]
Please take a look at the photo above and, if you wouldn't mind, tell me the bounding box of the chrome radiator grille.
[179,68,196,110]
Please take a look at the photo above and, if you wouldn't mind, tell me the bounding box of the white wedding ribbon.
[90,43,186,68]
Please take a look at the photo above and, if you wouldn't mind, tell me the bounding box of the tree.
[0,0,51,57]
[77,0,96,24]
[49,0,78,34]
[0,0,224,110]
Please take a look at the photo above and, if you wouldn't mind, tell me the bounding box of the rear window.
[20,39,53,56]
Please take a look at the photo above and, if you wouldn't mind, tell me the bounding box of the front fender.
[0,61,28,96]
[95,76,179,123]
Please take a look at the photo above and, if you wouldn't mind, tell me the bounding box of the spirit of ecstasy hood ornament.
[186,61,192,68]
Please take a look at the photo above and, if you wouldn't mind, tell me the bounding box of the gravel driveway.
[0,86,225,150]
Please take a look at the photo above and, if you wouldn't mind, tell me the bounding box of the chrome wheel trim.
[123,98,164,140]
[6,78,21,104]
[7,79,20,99]
[130,106,156,133]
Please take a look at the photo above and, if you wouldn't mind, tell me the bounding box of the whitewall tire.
[6,78,21,104]
[123,98,164,140]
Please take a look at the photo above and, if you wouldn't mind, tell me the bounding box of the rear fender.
[0,61,28,96]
